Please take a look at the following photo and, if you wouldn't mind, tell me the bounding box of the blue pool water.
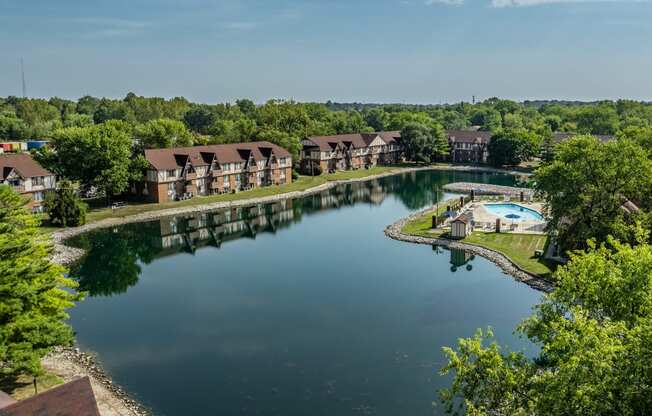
[484,203,544,221]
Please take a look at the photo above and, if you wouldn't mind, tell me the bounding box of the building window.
[167,169,176,178]
[167,182,176,196]
[33,176,44,186]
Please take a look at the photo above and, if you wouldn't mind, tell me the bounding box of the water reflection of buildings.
[153,179,394,258]
[157,199,296,254]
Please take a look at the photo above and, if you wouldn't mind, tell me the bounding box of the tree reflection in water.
[66,171,514,297]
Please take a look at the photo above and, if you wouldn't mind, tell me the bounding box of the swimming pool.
[483,203,544,222]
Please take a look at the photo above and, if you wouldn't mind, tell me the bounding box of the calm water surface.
[67,171,541,416]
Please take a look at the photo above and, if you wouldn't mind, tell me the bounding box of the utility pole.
[472,95,475,105]
[20,58,26,98]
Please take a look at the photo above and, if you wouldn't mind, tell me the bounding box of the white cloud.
[425,0,465,5]
[66,17,150,38]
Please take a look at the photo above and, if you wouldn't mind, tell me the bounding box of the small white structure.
[450,214,472,239]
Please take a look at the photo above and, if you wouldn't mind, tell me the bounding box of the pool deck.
[464,201,546,234]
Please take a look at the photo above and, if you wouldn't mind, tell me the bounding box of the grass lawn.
[401,208,554,277]
[400,198,459,237]
[66,166,401,225]
[0,371,64,401]
[464,232,554,277]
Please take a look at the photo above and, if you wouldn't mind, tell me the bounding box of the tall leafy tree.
[134,118,193,150]
[39,121,134,199]
[364,108,389,131]
[432,123,450,162]
[0,185,80,379]
[535,136,652,251]
[400,122,436,163]
[441,240,652,416]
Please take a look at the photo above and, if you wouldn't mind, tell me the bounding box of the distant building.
[137,142,293,203]
[0,153,56,213]
[299,131,402,173]
[447,130,492,164]
[0,376,100,416]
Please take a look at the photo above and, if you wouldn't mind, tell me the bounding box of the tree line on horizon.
[4,93,652,206]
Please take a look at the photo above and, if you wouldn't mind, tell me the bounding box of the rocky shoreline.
[43,347,149,416]
[384,206,554,293]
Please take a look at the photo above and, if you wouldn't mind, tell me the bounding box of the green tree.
[488,129,541,167]
[575,105,619,135]
[0,185,80,379]
[183,106,216,134]
[400,122,436,163]
[134,118,193,150]
[364,108,388,131]
[432,123,450,161]
[441,240,652,416]
[44,179,87,227]
[535,136,652,251]
[236,99,257,118]
[40,121,134,200]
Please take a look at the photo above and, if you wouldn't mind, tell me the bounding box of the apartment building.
[447,130,492,164]
[137,142,292,203]
[0,153,56,212]
[299,131,402,174]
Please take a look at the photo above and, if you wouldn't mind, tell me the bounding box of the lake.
[67,170,541,416]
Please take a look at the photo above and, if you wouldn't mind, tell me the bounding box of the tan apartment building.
[299,131,402,174]
[0,154,56,212]
[136,142,292,203]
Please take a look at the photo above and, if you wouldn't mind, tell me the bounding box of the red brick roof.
[447,130,492,144]
[304,131,401,151]
[144,141,292,170]
[0,377,100,416]
[0,154,52,180]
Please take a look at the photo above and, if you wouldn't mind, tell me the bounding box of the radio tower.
[20,58,26,98]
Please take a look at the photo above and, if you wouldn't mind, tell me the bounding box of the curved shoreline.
[51,164,529,265]
[45,164,533,415]
[383,206,554,293]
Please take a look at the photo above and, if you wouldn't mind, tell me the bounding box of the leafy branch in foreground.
[440,239,652,415]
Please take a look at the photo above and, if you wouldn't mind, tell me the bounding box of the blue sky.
[1,0,651,103]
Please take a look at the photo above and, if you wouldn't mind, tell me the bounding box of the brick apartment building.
[136,142,292,203]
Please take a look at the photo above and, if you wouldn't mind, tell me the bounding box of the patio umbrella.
[505,213,520,229]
